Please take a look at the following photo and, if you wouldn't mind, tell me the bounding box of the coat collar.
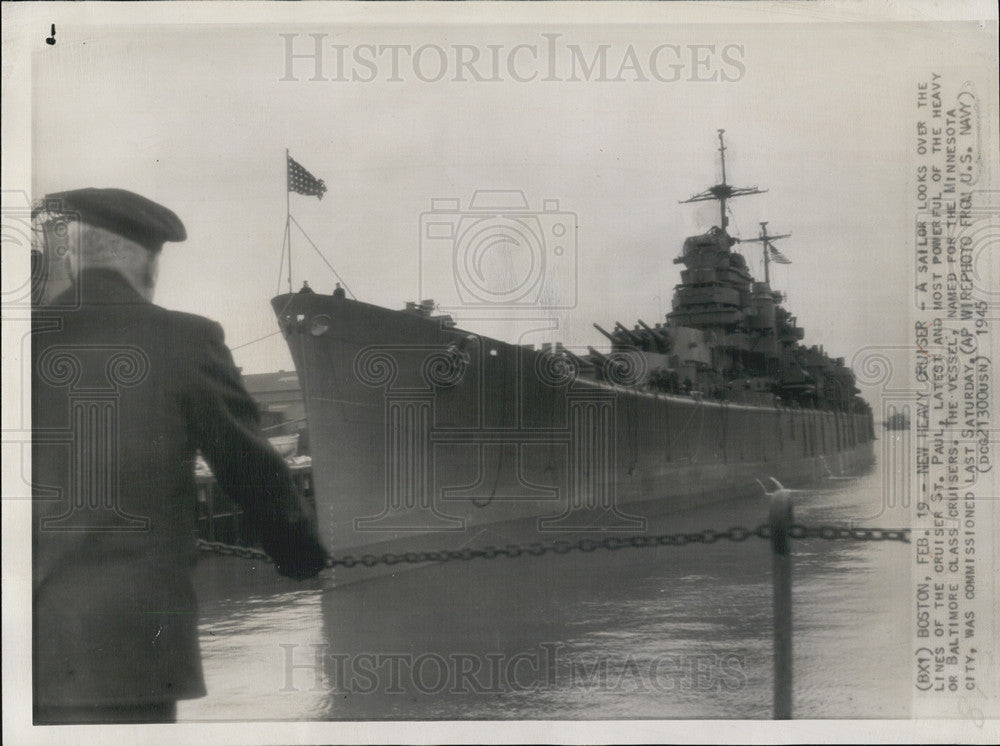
[54,268,150,306]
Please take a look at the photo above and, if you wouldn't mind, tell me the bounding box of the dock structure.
[194,460,314,545]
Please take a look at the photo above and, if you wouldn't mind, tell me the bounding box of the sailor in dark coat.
[31,188,327,724]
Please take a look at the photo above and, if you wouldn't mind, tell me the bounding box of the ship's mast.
[740,221,791,285]
[680,129,766,235]
[717,130,728,230]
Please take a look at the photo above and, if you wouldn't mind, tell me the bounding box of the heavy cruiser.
[273,132,875,563]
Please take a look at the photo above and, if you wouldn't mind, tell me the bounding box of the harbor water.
[179,456,910,721]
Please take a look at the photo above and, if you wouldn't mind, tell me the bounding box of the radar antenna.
[680,129,766,234]
[738,221,791,286]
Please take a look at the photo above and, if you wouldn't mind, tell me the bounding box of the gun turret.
[593,323,617,344]
[614,322,643,346]
[587,346,608,363]
[637,319,672,353]
[562,347,590,368]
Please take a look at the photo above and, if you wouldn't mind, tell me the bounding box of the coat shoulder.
[151,307,227,346]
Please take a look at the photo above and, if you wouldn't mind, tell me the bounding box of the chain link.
[196,524,911,569]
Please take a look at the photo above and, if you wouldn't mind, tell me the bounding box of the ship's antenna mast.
[740,221,791,286]
[680,129,766,235]
[717,130,728,229]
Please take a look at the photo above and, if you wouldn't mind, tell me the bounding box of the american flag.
[287,155,327,200]
[769,245,792,264]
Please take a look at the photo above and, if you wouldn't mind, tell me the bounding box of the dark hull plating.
[273,292,875,565]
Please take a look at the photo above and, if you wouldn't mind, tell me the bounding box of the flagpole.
[741,221,789,288]
[286,148,293,293]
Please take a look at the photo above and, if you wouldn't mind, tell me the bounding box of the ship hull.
[273,293,875,575]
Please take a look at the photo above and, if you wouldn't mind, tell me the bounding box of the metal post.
[770,487,793,719]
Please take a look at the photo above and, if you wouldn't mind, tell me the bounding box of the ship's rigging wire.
[276,226,289,296]
[288,215,357,300]
[230,330,282,352]
[231,293,300,354]
[260,417,308,434]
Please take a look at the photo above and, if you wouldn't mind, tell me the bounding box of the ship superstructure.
[588,130,867,416]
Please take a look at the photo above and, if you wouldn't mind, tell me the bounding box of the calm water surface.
[179,460,911,721]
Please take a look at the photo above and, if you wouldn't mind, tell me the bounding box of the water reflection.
[180,462,909,721]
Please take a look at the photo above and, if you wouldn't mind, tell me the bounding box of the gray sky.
[26,13,994,405]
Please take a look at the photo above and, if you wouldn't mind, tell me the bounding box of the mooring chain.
[196,524,911,569]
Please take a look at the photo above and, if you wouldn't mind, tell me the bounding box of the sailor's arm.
[185,319,327,579]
